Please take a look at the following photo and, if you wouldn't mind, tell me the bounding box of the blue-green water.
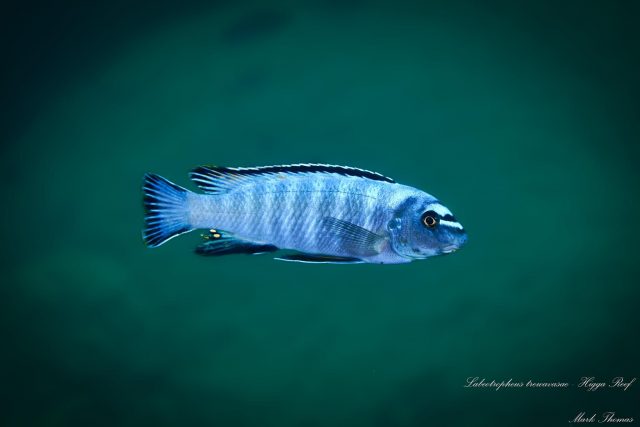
[2,1,639,426]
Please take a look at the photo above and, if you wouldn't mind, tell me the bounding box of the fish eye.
[421,210,439,228]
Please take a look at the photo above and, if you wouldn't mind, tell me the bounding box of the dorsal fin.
[189,163,395,194]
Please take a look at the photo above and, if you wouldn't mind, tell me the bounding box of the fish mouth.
[442,234,468,254]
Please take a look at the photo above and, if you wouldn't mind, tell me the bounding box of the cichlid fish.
[142,164,467,264]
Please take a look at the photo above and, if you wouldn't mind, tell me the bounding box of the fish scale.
[218,174,378,249]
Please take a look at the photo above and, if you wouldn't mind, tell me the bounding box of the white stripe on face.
[426,203,453,217]
[439,219,464,230]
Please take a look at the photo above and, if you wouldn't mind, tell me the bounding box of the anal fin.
[195,231,277,256]
[275,254,364,264]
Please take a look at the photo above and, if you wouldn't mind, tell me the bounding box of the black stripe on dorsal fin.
[189,163,395,194]
[202,164,395,182]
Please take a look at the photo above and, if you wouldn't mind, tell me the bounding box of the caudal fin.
[142,173,194,247]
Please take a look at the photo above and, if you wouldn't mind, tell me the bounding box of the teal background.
[2,1,639,426]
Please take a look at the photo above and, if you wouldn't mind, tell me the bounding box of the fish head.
[388,194,467,260]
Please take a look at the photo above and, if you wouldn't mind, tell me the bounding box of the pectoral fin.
[195,231,277,256]
[275,254,364,264]
[321,217,386,257]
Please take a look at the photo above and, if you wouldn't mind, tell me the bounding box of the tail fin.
[142,173,194,247]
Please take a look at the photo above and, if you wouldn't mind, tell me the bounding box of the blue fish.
[142,164,467,264]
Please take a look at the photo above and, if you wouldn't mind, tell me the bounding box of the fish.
[142,164,467,264]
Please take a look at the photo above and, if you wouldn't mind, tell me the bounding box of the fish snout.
[442,231,467,254]
[458,232,468,247]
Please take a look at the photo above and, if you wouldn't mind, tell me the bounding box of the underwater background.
[2,1,639,426]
